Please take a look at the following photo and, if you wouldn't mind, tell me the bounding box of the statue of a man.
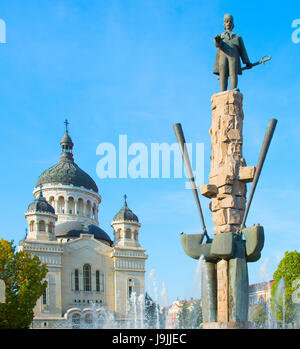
[213,14,253,91]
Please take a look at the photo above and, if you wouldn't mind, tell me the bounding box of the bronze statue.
[213,14,253,91]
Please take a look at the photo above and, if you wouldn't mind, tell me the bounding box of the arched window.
[92,204,96,220]
[86,201,91,218]
[29,220,35,232]
[58,196,65,214]
[49,196,55,210]
[128,279,134,299]
[115,229,121,241]
[78,198,84,216]
[74,269,79,291]
[83,264,91,291]
[48,222,54,233]
[39,220,46,232]
[125,229,131,239]
[68,197,75,214]
[127,278,140,300]
[96,270,100,292]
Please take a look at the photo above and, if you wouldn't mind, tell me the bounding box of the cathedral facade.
[18,123,147,329]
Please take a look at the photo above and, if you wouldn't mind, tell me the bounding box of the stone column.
[65,197,69,215]
[83,200,87,217]
[201,262,217,323]
[201,90,254,329]
[75,200,78,215]
[217,259,229,322]
[209,90,248,234]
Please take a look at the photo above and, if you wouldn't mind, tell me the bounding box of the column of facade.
[65,196,69,215]
[74,200,78,215]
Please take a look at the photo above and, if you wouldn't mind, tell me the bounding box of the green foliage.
[144,292,166,328]
[177,299,202,329]
[188,299,202,328]
[144,292,157,328]
[0,239,48,329]
[249,304,267,328]
[177,300,190,329]
[271,250,300,326]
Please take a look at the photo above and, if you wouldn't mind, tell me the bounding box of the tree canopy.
[271,250,300,326]
[0,239,48,329]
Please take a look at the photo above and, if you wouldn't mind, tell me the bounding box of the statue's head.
[223,14,234,31]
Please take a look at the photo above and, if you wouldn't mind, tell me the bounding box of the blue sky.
[0,0,299,305]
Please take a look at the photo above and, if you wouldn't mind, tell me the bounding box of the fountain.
[44,260,298,329]
[274,278,287,329]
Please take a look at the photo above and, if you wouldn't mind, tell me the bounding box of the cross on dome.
[64,119,70,134]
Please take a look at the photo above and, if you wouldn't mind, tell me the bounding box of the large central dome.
[35,123,98,193]
[36,160,98,193]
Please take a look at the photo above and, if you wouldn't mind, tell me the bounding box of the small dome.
[88,224,113,244]
[60,132,73,146]
[56,223,113,245]
[113,195,139,223]
[27,191,55,215]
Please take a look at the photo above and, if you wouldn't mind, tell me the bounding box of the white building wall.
[60,235,113,314]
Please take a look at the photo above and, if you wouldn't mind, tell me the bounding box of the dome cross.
[64,119,70,134]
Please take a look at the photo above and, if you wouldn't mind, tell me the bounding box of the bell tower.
[111,196,148,317]
[25,186,57,241]
[111,195,141,248]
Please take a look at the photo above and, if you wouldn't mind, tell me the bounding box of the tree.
[144,292,157,328]
[249,304,267,328]
[271,250,300,326]
[144,292,166,329]
[0,239,48,329]
[177,300,191,329]
[188,299,202,328]
[177,299,202,329]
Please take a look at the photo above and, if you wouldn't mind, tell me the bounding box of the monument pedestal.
[201,90,252,327]
[202,321,251,329]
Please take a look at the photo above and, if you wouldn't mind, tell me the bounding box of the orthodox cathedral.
[18,122,148,329]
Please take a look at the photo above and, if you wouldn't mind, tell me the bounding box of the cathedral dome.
[36,160,98,193]
[27,189,55,215]
[55,221,112,245]
[35,120,98,193]
[113,195,139,223]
